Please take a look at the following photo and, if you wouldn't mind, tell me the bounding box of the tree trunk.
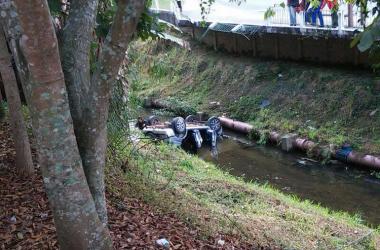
[0,31,33,176]
[0,0,40,137]
[12,0,112,249]
[0,79,4,121]
[58,0,146,225]
[58,0,111,224]
[80,0,146,225]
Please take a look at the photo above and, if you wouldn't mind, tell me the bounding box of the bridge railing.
[268,5,374,29]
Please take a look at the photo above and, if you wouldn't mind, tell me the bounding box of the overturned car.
[136,115,223,153]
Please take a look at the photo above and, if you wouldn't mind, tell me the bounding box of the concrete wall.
[191,25,368,67]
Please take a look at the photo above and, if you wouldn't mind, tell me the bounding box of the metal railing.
[268,5,374,29]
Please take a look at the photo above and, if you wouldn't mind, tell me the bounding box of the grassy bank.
[127,38,380,154]
[106,137,379,249]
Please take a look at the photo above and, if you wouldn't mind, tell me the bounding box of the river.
[198,131,380,226]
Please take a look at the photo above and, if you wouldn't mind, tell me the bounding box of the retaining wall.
[189,25,369,67]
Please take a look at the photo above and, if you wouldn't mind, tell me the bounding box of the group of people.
[288,0,339,27]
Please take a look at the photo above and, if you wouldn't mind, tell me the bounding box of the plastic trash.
[156,238,170,248]
[217,239,225,246]
[9,215,16,223]
[259,99,271,108]
[297,160,307,165]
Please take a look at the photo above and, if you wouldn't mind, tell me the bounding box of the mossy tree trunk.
[0,31,33,176]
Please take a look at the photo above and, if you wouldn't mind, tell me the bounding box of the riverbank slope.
[127,38,380,155]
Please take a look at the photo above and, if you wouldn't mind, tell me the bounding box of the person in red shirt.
[321,0,339,27]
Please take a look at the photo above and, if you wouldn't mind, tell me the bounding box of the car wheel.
[171,117,186,137]
[207,116,221,132]
[147,115,160,126]
[185,115,198,123]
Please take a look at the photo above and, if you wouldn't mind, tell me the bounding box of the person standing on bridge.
[288,0,300,26]
[321,0,339,27]
[176,0,183,12]
[310,0,325,27]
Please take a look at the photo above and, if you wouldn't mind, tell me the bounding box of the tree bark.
[59,0,145,226]
[0,31,33,176]
[58,0,110,224]
[0,0,39,136]
[0,79,4,121]
[83,0,146,225]
[12,0,112,249]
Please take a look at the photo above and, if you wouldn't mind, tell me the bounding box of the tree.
[0,30,33,176]
[0,0,146,248]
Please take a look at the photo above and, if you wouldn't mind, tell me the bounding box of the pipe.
[269,131,281,143]
[347,152,380,170]
[219,116,380,171]
[145,102,380,171]
[219,117,253,134]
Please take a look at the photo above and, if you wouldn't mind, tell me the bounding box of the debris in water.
[301,157,318,163]
[297,160,307,165]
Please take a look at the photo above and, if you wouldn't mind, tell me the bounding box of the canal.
[198,131,380,226]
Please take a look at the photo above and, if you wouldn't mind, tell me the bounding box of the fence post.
[213,31,218,51]
[300,11,305,28]
[154,0,160,10]
[338,10,343,34]
[348,4,353,28]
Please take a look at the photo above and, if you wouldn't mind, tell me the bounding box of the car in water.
[136,115,223,153]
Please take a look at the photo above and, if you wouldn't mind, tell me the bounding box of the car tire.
[147,115,160,126]
[185,115,198,123]
[171,117,186,137]
[207,116,222,132]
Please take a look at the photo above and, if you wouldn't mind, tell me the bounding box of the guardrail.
[268,6,374,29]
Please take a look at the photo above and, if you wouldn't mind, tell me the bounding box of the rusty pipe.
[219,117,253,134]
[219,116,380,171]
[268,131,281,143]
[346,152,380,170]
[294,138,316,152]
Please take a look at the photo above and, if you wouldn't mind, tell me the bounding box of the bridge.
[150,1,372,67]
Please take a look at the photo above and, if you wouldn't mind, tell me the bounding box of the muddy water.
[198,132,380,226]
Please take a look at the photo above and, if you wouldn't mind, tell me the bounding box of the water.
[198,132,380,226]
[138,111,380,225]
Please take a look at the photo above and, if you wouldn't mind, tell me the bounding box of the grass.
[106,137,380,249]
[119,36,380,249]
[126,38,380,154]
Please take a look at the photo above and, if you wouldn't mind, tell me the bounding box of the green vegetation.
[106,136,380,249]
[108,36,380,250]
[127,38,380,153]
